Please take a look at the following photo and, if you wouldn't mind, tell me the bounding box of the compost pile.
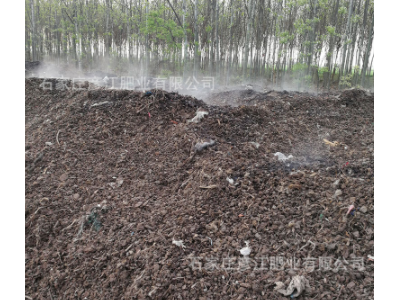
[26,78,374,299]
[204,89,295,107]
[25,61,44,77]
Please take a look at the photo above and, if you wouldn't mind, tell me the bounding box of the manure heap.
[26,78,374,299]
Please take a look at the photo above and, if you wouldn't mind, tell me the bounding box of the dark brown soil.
[26,78,374,299]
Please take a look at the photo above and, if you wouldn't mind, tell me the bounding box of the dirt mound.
[26,78,374,299]
[205,89,318,107]
[339,88,373,107]
[25,61,41,76]
[204,89,263,106]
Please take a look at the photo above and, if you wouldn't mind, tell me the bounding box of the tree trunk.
[226,0,234,84]
[307,0,318,75]
[145,0,149,78]
[208,0,212,74]
[215,0,220,78]
[326,0,339,89]
[346,0,361,74]
[361,14,373,87]
[127,0,132,68]
[105,0,111,57]
[182,0,188,79]
[243,0,254,76]
[355,0,370,84]
[193,0,199,76]
[339,0,353,86]
[30,0,36,61]
[368,53,374,76]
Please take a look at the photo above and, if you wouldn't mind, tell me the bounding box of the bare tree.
[339,0,354,85]
[30,0,36,61]
[243,0,255,75]
[361,13,373,87]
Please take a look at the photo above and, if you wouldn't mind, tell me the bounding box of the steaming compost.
[26,78,374,299]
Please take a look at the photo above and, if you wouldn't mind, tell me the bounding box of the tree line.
[25,0,374,89]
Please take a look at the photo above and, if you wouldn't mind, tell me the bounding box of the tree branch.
[165,0,183,28]
[60,0,75,24]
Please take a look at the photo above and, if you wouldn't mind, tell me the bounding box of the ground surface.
[25,78,374,299]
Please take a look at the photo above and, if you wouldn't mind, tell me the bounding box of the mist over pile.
[26,57,352,105]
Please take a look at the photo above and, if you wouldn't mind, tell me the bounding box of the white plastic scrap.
[188,111,208,123]
[116,178,124,187]
[91,101,111,107]
[249,142,260,149]
[195,140,216,152]
[172,239,186,249]
[274,275,310,298]
[274,152,293,162]
[332,179,341,188]
[45,142,53,146]
[226,177,234,185]
[334,189,343,199]
[239,241,251,257]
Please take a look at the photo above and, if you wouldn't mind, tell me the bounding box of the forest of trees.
[25,0,374,89]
